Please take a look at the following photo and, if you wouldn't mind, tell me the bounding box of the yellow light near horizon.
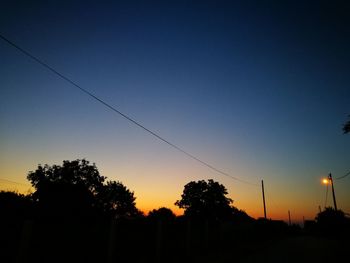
[322,178,329,185]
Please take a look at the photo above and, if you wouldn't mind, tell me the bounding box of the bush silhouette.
[315,207,349,237]
[148,207,176,221]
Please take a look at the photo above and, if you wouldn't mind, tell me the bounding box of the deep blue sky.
[1,0,349,219]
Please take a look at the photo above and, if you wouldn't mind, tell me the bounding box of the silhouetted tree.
[148,207,176,221]
[28,159,105,195]
[315,207,346,224]
[175,179,234,220]
[27,159,140,218]
[97,180,142,218]
[343,115,350,134]
[27,159,104,217]
[315,207,349,236]
[230,206,254,222]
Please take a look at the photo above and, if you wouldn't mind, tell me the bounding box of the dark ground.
[2,218,349,263]
[236,236,348,263]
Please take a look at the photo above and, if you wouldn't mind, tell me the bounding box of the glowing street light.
[322,173,337,210]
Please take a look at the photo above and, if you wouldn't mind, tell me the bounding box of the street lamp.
[322,173,337,211]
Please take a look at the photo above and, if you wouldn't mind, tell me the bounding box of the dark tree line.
[1,158,347,228]
[0,159,258,263]
[1,159,142,220]
[1,159,349,263]
[1,159,252,222]
[28,159,142,219]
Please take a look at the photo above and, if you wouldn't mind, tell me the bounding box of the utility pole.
[262,180,267,219]
[288,210,291,226]
[328,173,338,211]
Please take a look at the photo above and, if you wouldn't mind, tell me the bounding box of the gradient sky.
[1,0,349,222]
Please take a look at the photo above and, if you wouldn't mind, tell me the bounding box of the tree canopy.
[315,207,346,224]
[27,159,105,194]
[148,207,176,221]
[97,180,141,218]
[27,159,140,218]
[315,207,349,236]
[175,179,234,220]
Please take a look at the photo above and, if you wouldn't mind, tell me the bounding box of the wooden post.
[329,173,338,211]
[262,180,267,219]
[288,210,291,226]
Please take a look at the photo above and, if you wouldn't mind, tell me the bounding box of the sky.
[1,0,349,222]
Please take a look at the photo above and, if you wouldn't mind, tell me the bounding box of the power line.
[0,33,258,186]
[335,170,350,180]
[0,178,31,187]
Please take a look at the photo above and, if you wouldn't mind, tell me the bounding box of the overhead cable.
[0,33,258,186]
[335,170,350,180]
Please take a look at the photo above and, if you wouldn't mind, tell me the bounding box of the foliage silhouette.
[27,159,105,194]
[148,207,176,221]
[315,207,349,237]
[175,179,235,220]
[97,180,142,218]
[0,191,35,263]
[27,159,140,218]
[0,190,33,220]
[35,181,95,218]
[3,161,350,263]
[2,176,347,263]
[230,206,254,222]
[315,207,346,224]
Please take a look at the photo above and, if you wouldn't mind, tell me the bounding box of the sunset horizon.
[1,0,349,230]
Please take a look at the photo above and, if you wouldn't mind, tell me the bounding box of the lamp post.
[322,173,338,211]
[328,173,338,211]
